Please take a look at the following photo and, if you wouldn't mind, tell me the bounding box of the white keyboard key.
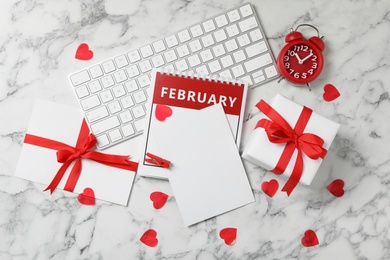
[112,84,126,98]
[89,65,103,78]
[196,65,209,75]
[140,45,154,58]
[113,70,128,83]
[88,80,102,94]
[114,55,129,68]
[96,134,110,148]
[208,60,222,73]
[164,50,178,63]
[254,74,266,83]
[108,100,122,114]
[245,41,268,58]
[239,16,258,32]
[226,24,239,37]
[212,44,226,57]
[214,29,227,43]
[164,64,175,72]
[138,74,151,88]
[126,65,140,78]
[232,64,245,77]
[102,60,116,73]
[264,65,278,78]
[244,53,273,72]
[132,105,146,119]
[175,59,189,71]
[201,34,214,48]
[219,69,232,80]
[75,85,89,98]
[128,50,141,63]
[189,39,202,52]
[152,40,166,53]
[239,75,253,86]
[225,39,238,52]
[188,54,201,67]
[119,110,133,124]
[91,116,120,135]
[120,95,135,108]
[240,4,253,17]
[177,45,190,58]
[215,14,228,28]
[165,35,179,48]
[252,70,264,79]
[86,106,109,123]
[109,129,122,142]
[220,54,234,68]
[202,20,216,33]
[177,29,191,43]
[124,80,138,93]
[139,60,152,73]
[237,34,251,47]
[200,49,213,62]
[70,70,90,86]
[133,90,147,104]
[227,9,240,23]
[100,89,113,103]
[151,55,165,67]
[134,118,146,132]
[249,29,263,42]
[101,75,115,88]
[81,95,100,110]
[122,124,135,137]
[233,50,246,63]
[190,24,203,38]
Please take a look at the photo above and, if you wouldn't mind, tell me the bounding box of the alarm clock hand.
[294,53,304,64]
[300,51,313,63]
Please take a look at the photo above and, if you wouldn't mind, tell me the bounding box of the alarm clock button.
[285,31,303,42]
[309,36,325,51]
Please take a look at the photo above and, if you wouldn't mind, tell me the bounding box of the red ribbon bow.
[24,119,138,193]
[255,100,327,196]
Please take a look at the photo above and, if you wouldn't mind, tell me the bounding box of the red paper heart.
[77,188,95,205]
[301,229,319,247]
[155,104,172,121]
[261,179,279,197]
[140,229,158,247]
[327,179,345,197]
[323,84,340,102]
[150,191,168,209]
[219,227,237,246]
[75,43,94,60]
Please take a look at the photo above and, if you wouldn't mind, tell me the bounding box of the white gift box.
[242,94,340,187]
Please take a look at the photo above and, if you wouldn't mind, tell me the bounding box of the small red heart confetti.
[323,84,340,102]
[77,188,95,205]
[150,191,168,209]
[327,179,345,197]
[140,229,158,247]
[301,229,319,247]
[261,179,279,197]
[75,43,94,60]
[155,104,173,122]
[219,227,237,246]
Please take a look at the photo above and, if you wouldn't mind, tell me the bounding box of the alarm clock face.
[278,39,323,84]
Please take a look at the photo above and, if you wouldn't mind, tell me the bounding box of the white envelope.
[14,99,140,206]
[150,104,255,226]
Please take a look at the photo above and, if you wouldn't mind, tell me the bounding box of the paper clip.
[145,153,171,168]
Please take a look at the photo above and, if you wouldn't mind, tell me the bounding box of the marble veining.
[1,0,390,259]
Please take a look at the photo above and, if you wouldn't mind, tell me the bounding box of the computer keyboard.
[69,3,279,149]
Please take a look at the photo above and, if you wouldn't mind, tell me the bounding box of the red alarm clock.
[277,24,325,86]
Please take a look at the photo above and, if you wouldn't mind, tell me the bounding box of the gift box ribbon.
[255,100,327,196]
[23,119,138,193]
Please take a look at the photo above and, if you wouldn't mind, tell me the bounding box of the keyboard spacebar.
[244,53,273,73]
[91,116,120,135]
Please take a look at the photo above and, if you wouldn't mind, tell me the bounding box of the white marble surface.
[1,0,390,259]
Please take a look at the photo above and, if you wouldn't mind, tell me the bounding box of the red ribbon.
[255,100,327,196]
[23,119,138,193]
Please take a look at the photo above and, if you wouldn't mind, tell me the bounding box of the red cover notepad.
[138,70,248,179]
